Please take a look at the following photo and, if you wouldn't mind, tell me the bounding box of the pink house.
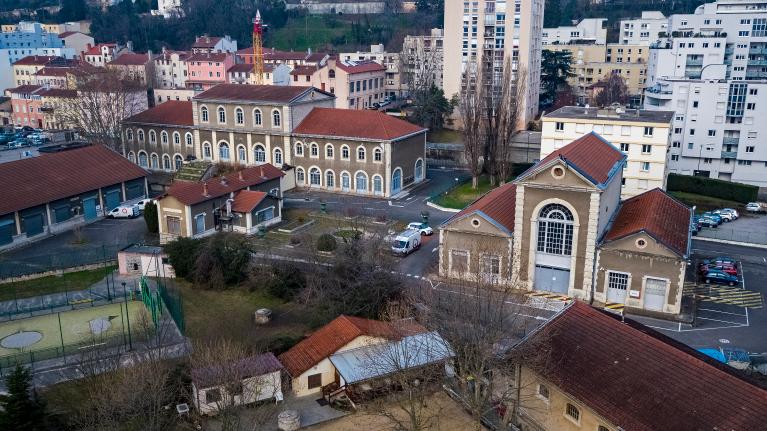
[185,52,234,91]
[8,85,45,128]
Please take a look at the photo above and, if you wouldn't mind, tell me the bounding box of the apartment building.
[185,52,235,91]
[191,35,237,54]
[238,48,329,68]
[443,0,544,126]
[154,49,189,90]
[0,22,76,91]
[340,44,403,99]
[290,58,387,109]
[619,11,668,45]
[226,63,290,86]
[12,55,58,86]
[541,106,674,198]
[107,52,156,86]
[644,0,767,186]
[541,18,608,45]
[57,31,94,58]
[402,28,445,92]
[83,42,131,66]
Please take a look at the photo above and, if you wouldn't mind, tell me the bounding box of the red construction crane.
[252,10,266,85]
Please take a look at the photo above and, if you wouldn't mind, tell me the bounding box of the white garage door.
[644,278,668,312]
[606,271,628,304]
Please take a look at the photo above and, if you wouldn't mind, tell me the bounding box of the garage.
[104,189,122,211]
[83,197,98,220]
[21,211,45,237]
[644,278,668,312]
[0,218,14,245]
[534,265,570,295]
[125,180,145,200]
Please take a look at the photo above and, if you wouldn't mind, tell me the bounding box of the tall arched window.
[137,129,145,142]
[173,132,180,145]
[200,106,209,122]
[415,159,423,180]
[296,167,305,184]
[162,154,171,170]
[138,151,148,167]
[325,170,335,188]
[328,69,336,78]
[254,145,266,163]
[253,108,262,126]
[272,109,281,127]
[217,107,226,124]
[310,143,319,157]
[537,204,574,256]
[174,154,183,170]
[150,153,159,169]
[391,168,402,195]
[274,148,283,165]
[185,132,193,146]
[325,144,334,158]
[238,145,247,163]
[373,175,383,195]
[355,172,368,193]
[160,131,168,144]
[341,145,350,160]
[235,107,244,125]
[127,151,136,163]
[309,167,321,186]
[203,142,212,159]
[219,142,230,160]
[149,130,157,144]
[126,129,133,141]
[341,172,351,191]
[295,142,304,156]
[357,146,366,161]
[374,147,382,162]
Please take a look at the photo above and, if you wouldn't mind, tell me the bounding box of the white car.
[108,204,139,219]
[407,222,434,236]
[746,202,765,213]
[136,198,154,211]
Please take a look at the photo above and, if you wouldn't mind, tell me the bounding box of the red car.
[700,263,738,276]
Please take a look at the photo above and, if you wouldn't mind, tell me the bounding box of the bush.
[289,235,302,245]
[667,174,758,204]
[164,237,203,281]
[267,264,305,300]
[316,233,337,252]
[193,233,252,289]
[143,201,158,233]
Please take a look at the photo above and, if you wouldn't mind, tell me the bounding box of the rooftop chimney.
[203,182,209,196]
[260,167,264,178]
[238,170,244,181]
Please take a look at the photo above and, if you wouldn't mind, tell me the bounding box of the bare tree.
[400,39,451,130]
[486,60,528,186]
[458,62,488,190]
[593,71,630,107]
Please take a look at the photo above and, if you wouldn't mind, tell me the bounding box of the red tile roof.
[123,101,194,126]
[192,36,222,48]
[57,31,81,38]
[537,132,624,185]
[336,60,386,74]
[227,63,254,73]
[0,145,146,216]
[191,352,283,388]
[13,55,58,66]
[5,85,43,95]
[84,43,117,56]
[522,301,767,431]
[37,88,77,98]
[279,315,425,377]
[163,164,283,206]
[185,52,232,63]
[231,190,267,213]
[290,65,316,76]
[604,188,691,256]
[107,52,152,66]
[294,107,426,141]
[443,183,517,234]
[194,84,325,104]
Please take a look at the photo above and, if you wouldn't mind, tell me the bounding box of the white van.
[391,229,422,256]
[107,204,139,219]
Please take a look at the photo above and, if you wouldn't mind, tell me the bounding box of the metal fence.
[0,243,130,279]
[697,227,767,245]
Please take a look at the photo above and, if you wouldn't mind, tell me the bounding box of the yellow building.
[544,43,649,105]
[11,55,58,87]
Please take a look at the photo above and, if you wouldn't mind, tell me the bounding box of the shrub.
[193,233,252,289]
[267,263,305,300]
[143,201,158,233]
[289,235,302,245]
[316,233,337,252]
[667,174,757,204]
[164,237,203,281]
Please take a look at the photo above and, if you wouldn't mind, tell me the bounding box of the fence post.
[123,289,132,350]
[58,312,66,362]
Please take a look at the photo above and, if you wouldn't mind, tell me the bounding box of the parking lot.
[696,211,767,245]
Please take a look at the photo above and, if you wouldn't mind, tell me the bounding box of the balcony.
[723,137,740,145]
[750,48,767,55]
[747,59,767,66]
[686,58,704,66]
[721,150,738,159]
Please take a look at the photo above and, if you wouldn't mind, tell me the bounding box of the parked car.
[697,216,718,228]
[713,209,737,222]
[107,204,139,219]
[719,208,739,219]
[391,229,422,256]
[407,222,434,236]
[703,269,740,286]
[700,256,738,267]
[746,202,766,213]
[136,198,154,211]
[702,212,723,225]
[699,263,738,276]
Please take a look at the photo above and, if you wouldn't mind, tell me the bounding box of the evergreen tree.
[143,201,159,234]
[57,0,88,22]
[0,364,46,431]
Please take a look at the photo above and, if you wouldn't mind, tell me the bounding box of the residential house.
[438,132,692,318]
[226,63,290,86]
[185,52,235,91]
[57,31,95,58]
[32,59,102,89]
[82,42,130,67]
[153,0,183,18]
[619,11,668,45]
[0,96,11,125]
[37,88,79,130]
[341,44,403,99]
[117,244,175,278]
[0,21,76,91]
[191,353,283,415]
[122,100,197,171]
[7,84,46,128]
[191,35,237,54]
[153,48,189,90]
[155,164,284,243]
[12,55,59,86]
[238,48,329,68]
[292,57,387,109]
[512,301,767,430]
[0,145,147,251]
[107,52,156,86]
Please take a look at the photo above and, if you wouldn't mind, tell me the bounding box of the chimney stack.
[260,167,264,178]
[203,182,209,196]
[238,170,244,181]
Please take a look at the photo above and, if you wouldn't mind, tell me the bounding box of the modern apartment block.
[541,18,608,45]
[0,22,76,91]
[644,0,767,186]
[541,106,674,198]
[402,28,445,92]
[443,0,544,126]
[619,11,668,45]
[340,44,404,99]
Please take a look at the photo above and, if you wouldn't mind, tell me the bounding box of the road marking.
[696,316,745,325]
[388,201,405,208]
[698,308,748,317]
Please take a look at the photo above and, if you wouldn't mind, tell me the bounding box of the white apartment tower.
[443,0,544,126]
[644,0,767,186]
[619,11,668,45]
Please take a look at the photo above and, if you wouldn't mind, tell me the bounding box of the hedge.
[666,173,758,204]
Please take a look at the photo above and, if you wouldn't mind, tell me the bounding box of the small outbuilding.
[117,244,175,278]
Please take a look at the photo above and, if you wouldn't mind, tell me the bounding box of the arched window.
[254,144,266,163]
[235,107,244,125]
[173,132,180,145]
[392,168,402,195]
[150,153,159,169]
[537,204,574,256]
[355,172,368,193]
[328,69,336,78]
[162,154,171,170]
[200,106,209,122]
[126,129,133,141]
[341,172,351,191]
[415,159,423,180]
[272,109,281,127]
[160,131,168,144]
[357,146,366,161]
[325,144,334,158]
[296,167,305,184]
[373,175,383,195]
[295,142,304,156]
[238,145,247,163]
[127,151,135,163]
[219,142,230,160]
[137,129,145,142]
[174,154,183,170]
[374,147,382,162]
[138,151,148,167]
[185,132,193,146]
[310,143,319,157]
[274,148,283,165]
[325,170,335,188]
[341,145,350,160]
[253,108,262,126]
[217,107,226,124]
[309,167,321,186]
[203,142,212,159]
[149,130,157,144]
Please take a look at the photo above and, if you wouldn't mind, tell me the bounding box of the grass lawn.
[669,191,744,213]
[431,176,494,210]
[427,129,463,144]
[0,265,116,302]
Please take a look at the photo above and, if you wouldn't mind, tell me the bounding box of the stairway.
[175,161,211,182]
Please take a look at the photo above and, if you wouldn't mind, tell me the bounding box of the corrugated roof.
[442,183,517,235]
[193,84,323,104]
[191,352,283,388]
[293,107,426,141]
[123,101,194,126]
[537,132,624,185]
[603,188,691,256]
[521,301,767,431]
[231,190,267,213]
[163,164,283,206]
[0,145,146,216]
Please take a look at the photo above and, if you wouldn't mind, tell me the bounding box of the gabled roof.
[530,132,625,187]
[441,183,517,235]
[603,188,691,256]
[231,190,267,213]
[290,65,316,76]
[84,43,117,56]
[293,107,426,141]
[185,52,231,63]
[163,164,283,206]
[13,55,58,66]
[520,301,767,431]
[37,88,77,98]
[0,145,146,216]
[193,84,331,104]
[123,101,194,126]
[335,60,386,74]
[57,31,83,38]
[192,35,222,48]
[107,52,153,66]
[5,84,42,94]
[191,352,283,388]
[279,315,426,377]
